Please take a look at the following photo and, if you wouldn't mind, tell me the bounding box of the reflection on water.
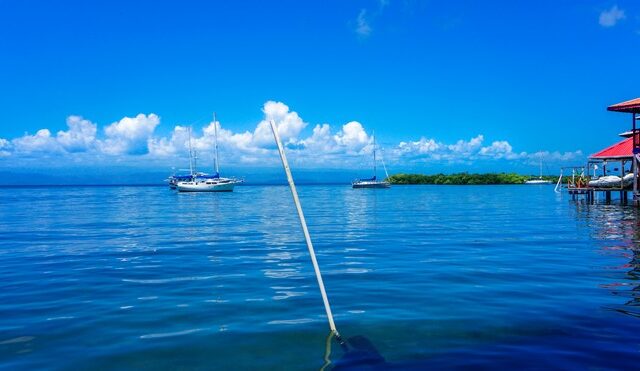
[1,185,640,369]
[569,202,640,319]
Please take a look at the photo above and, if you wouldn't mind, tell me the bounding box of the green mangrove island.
[387,173,558,185]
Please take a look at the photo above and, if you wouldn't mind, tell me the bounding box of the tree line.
[387,173,558,185]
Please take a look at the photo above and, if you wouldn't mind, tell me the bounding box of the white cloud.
[148,101,308,161]
[0,138,11,157]
[334,121,371,153]
[252,101,307,147]
[56,115,97,152]
[526,150,583,163]
[447,135,484,156]
[0,102,585,171]
[390,135,583,165]
[301,124,335,152]
[479,140,519,159]
[101,113,160,155]
[12,129,61,154]
[395,135,489,162]
[297,121,372,160]
[356,9,372,37]
[599,5,625,27]
[148,125,191,157]
[398,138,440,154]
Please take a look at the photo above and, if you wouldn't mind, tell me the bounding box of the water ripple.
[1,185,640,369]
[139,328,204,339]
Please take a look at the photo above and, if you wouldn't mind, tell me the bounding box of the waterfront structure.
[559,98,640,204]
[607,98,640,204]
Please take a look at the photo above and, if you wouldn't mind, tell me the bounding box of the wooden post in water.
[633,113,638,206]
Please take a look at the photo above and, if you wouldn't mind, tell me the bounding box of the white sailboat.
[352,131,391,189]
[177,113,243,192]
[525,155,552,184]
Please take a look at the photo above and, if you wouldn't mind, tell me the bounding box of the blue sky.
[0,0,639,182]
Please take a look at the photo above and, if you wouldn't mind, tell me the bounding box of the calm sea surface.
[1,184,639,370]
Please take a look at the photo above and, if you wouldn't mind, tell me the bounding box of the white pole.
[372,130,377,179]
[269,120,339,336]
[213,112,220,175]
[188,127,194,176]
[554,169,563,193]
[539,156,543,179]
[379,148,389,180]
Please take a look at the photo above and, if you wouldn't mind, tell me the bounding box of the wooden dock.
[567,187,630,204]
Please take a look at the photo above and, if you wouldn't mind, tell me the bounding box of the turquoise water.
[0,185,639,369]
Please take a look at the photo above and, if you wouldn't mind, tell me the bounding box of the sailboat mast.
[539,155,543,179]
[187,127,194,176]
[193,146,198,175]
[214,112,220,174]
[373,130,377,179]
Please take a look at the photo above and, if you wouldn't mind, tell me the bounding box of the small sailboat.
[525,155,552,184]
[352,132,390,189]
[177,113,243,192]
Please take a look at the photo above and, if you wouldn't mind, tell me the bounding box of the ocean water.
[0,184,639,370]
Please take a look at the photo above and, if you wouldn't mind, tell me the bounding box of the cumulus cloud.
[525,150,583,163]
[396,135,487,162]
[334,121,371,153]
[599,5,625,27]
[12,129,61,154]
[148,125,191,157]
[149,101,309,162]
[100,113,160,155]
[0,138,11,157]
[0,101,584,170]
[392,135,582,165]
[296,121,372,161]
[479,140,519,159]
[56,115,97,152]
[252,101,307,147]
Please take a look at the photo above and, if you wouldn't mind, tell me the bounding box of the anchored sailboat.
[176,113,243,192]
[352,132,390,189]
[525,155,552,184]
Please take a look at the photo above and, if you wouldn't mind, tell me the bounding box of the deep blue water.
[1,184,639,370]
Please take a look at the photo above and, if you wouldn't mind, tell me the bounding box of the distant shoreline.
[0,177,558,188]
[388,173,557,185]
[0,183,348,187]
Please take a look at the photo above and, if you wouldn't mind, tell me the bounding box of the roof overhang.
[589,135,637,159]
[608,98,640,113]
[589,155,633,160]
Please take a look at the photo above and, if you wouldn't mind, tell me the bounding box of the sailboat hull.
[352,181,391,189]
[177,180,239,192]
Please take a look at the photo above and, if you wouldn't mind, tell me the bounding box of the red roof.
[608,98,640,113]
[590,135,637,159]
